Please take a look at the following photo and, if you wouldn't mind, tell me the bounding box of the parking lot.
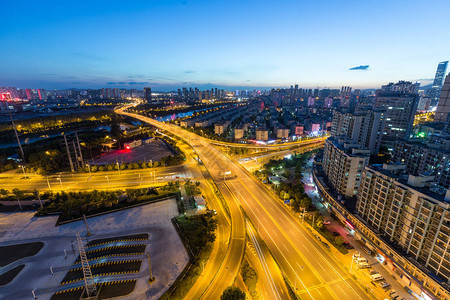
[93,139,176,165]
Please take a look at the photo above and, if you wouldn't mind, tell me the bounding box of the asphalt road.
[0,165,186,192]
[118,105,368,299]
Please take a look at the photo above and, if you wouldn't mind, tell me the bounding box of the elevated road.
[118,105,370,299]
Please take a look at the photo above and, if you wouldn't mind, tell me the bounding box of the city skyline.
[1,0,450,90]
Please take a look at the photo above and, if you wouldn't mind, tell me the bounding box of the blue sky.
[1,0,449,90]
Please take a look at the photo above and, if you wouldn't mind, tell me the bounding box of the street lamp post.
[58,176,63,190]
[46,176,52,191]
[294,266,304,290]
[105,175,110,185]
[86,164,91,176]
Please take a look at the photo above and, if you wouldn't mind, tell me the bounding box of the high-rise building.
[144,87,152,102]
[430,61,449,106]
[392,137,450,189]
[356,164,450,282]
[322,137,370,197]
[435,74,450,122]
[374,81,420,142]
[330,108,385,154]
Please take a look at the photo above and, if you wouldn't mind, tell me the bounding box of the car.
[378,281,391,289]
[323,220,331,225]
[367,269,378,275]
[331,231,340,236]
[343,242,354,249]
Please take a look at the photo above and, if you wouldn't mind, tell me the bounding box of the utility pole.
[83,214,91,236]
[64,134,75,173]
[36,190,43,209]
[10,112,25,162]
[73,140,81,169]
[76,232,97,299]
[76,132,84,165]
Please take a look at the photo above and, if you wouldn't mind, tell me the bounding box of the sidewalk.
[303,157,413,300]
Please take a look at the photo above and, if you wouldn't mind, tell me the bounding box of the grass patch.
[35,187,180,223]
[241,259,258,297]
[160,212,217,299]
[62,260,142,284]
[0,264,25,286]
[51,280,136,300]
[86,233,148,247]
[0,242,43,267]
[76,244,146,262]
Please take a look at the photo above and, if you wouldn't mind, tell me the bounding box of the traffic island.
[61,260,142,284]
[51,280,137,300]
[0,264,25,286]
[75,244,147,262]
[86,233,149,248]
[0,242,44,267]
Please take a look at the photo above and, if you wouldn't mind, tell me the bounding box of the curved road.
[118,105,370,300]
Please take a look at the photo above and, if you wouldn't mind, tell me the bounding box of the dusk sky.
[1,0,450,90]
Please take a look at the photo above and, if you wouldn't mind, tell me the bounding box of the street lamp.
[86,164,91,176]
[294,266,304,291]
[105,175,110,185]
[58,176,63,190]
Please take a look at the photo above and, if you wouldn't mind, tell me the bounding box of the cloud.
[107,81,150,85]
[349,65,370,71]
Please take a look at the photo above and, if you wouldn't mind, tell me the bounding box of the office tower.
[143,87,152,102]
[374,81,420,141]
[435,74,450,122]
[322,137,370,197]
[429,61,449,106]
[356,164,450,282]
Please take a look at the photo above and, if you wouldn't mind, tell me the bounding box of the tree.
[0,189,8,197]
[334,235,344,245]
[299,195,312,208]
[220,286,246,300]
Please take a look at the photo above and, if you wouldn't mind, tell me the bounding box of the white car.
[323,220,331,225]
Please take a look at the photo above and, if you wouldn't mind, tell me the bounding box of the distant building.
[234,128,244,140]
[429,61,449,106]
[256,129,269,141]
[331,108,385,154]
[144,87,152,102]
[276,128,289,139]
[375,81,419,142]
[393,138,450,188]
[435,74,450,122]
[214,122,229,135]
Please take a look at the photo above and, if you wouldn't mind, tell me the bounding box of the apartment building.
[322,137,370,197]
[357,164,450,283]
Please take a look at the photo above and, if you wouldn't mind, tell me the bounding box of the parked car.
[343,242,354,249]
[323,220,331,225]
[367,269,378,275]
[370,274,384,281]
[378,281,391,289]
[358,262,370,269]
